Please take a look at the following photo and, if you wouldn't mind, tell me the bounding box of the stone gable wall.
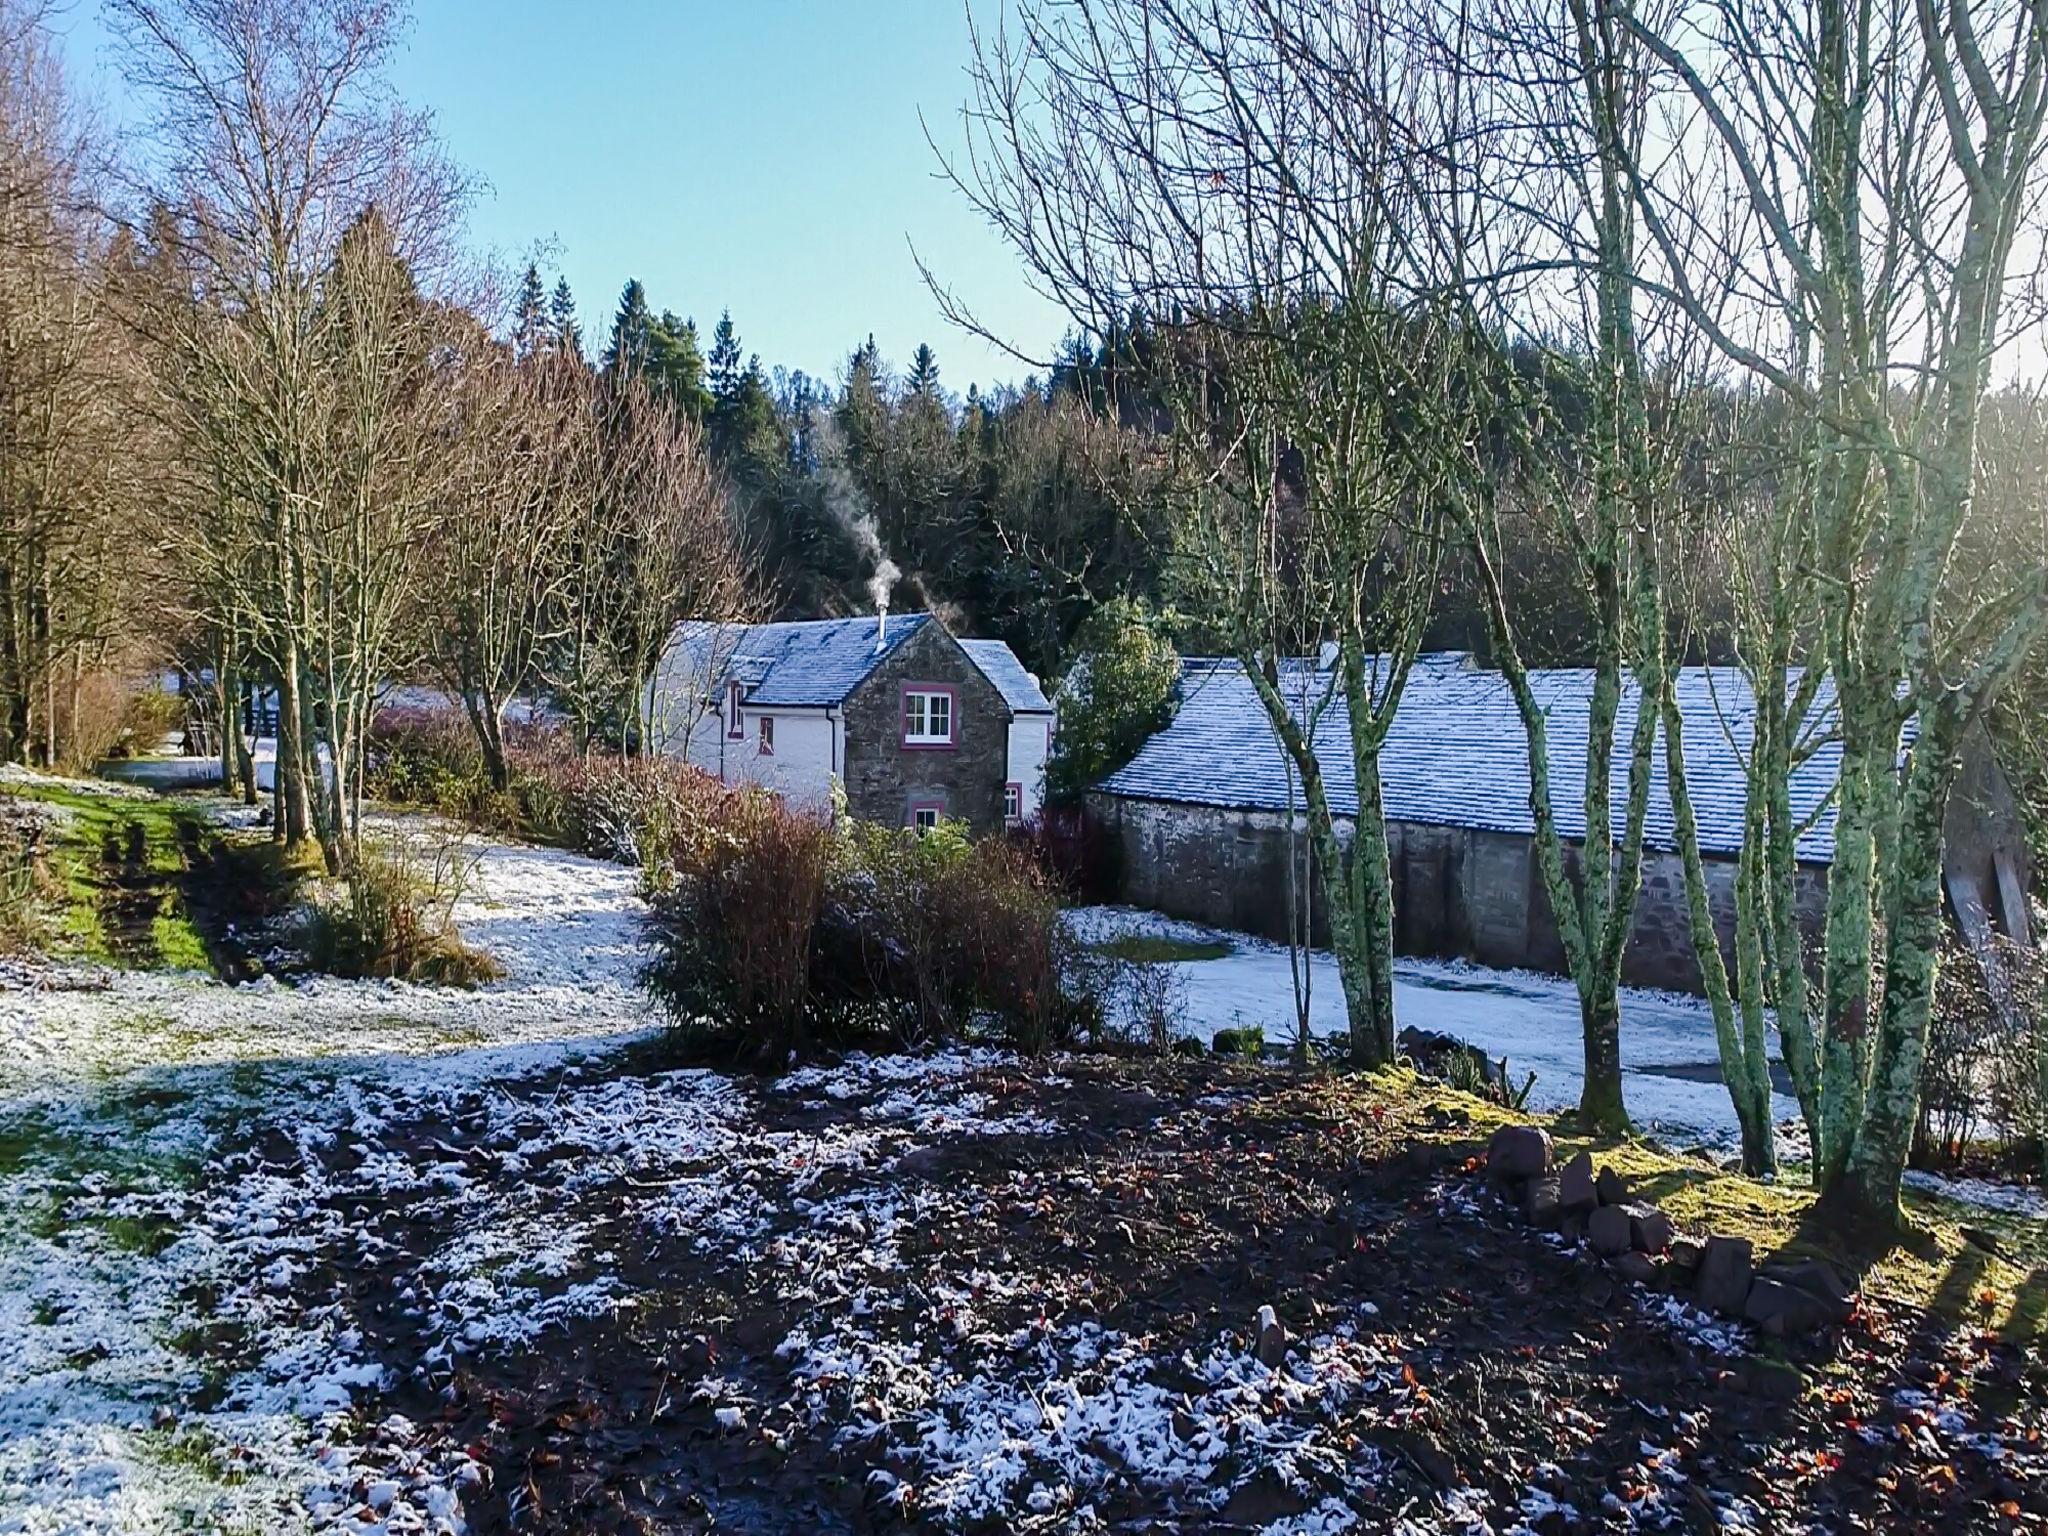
[843,623,1011,835]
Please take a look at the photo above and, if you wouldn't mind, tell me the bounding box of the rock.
[1695,1236,1754,1317]
[1520,1172,1563,1227]
[1666,1234,1706,1273]
[1488,1125,1554,1180]
[1745,1358,1806,1402]
[1587,1204,1634,1256]
[1756,1258,1855,1324]
[1608,1251,1657,1284]
[1595,1166,1629,1206]
[1558,1151,1597,1212]
[1630,1207,1675,1255]
[1744,1276,1839,1335]
[1255,1304,1287,1367]
[1559,1212,1586,1245]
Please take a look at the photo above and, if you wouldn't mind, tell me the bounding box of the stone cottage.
[1088,652,2033,995]
[648,612,1054,837]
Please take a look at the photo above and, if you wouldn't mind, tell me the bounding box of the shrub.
[1212,1023,1264,1058]
[304,832,501,987]
[645,800,1077,1061]
[365,709,727,871]
[1044,599,1180,805]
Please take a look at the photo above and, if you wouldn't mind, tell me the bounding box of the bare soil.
[249,1053,2046,1534]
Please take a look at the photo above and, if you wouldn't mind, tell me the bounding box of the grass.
[0,779,302,975]
[1090,934,1235,964]
[1354,1066,2048,1343]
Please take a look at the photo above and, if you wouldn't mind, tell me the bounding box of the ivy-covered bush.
[1044,599,1180,804]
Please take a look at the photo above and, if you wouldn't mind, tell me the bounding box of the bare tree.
[1607,0,2048,1223]
[945,0,1461,1067]
[551,373,752,755]
[110,0,471,861]
[424,336,583,790]
[0,3,157,769]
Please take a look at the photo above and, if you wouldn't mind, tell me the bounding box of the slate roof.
[664,615,1051,716]
[1096,653,1845,863]
[666,615,935,708]
[958,639,1054,713]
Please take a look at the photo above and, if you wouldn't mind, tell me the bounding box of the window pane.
[932,694,951,738]
[906,694,925,736]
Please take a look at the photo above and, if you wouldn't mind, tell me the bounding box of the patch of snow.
[1902,1168,2048,1219]
[1068,905,1802,1153]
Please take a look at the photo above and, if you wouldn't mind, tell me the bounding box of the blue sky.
[54,1,1071,392]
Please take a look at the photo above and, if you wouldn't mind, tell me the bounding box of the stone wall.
[1085,792,1831,996]
[844,623,1011,836]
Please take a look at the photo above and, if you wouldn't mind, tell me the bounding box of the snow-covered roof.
[664,616,1051,716]
[958,639,1054,713]
[667,614,936,707]
[1097,653,1843,863]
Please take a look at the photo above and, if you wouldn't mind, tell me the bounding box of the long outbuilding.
[1088,652,2032,995]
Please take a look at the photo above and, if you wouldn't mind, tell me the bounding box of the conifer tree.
[603,278,654,376]
[512,262,547,360]
[707,310,743,403]
[550,275,583,358]
[906,342,941,400]
[650,309,711,419]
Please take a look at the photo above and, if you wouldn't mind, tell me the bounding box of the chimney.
[875,602,888,654]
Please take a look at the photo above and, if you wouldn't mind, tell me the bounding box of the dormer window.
[901,685,955,748]
[726,680,744,739]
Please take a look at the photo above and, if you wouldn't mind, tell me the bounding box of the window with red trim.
[910,801,943,834]
[758,715,775,755]
[726,680,744,739]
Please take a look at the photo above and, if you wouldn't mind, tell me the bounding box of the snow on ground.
[0,796,660,1535]
[0,812,653,1100]
[0,774,2032,1533]
[1068,905,1805,1153]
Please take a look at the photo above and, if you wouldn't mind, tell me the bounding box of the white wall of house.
[1006,713,1053,822]
[653,682,841,812]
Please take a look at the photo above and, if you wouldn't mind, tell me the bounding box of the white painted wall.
[1006,713,1053,821]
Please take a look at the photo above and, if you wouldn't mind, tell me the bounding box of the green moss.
[1089,935,1235,964]
[1334,1067,2048,1340]
[0,780,296,975]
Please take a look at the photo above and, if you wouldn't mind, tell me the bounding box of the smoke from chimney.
[810,415,903,639]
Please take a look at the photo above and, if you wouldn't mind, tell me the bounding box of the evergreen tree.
[707,310,744,403]
[603,278,655,376]
[550,275,584,358]
[512,262,547,360]
[906,342,941,401]
[648,310,712,419]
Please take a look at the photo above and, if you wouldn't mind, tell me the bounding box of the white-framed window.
[758,715,775,755]
[1003,782,1022,823]
[901,685,955,747]
[911,802,943,834]
[726,680,744,740]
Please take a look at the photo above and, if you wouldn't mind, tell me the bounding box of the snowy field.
[0,781,2034,1533]
[1068,906,1805,1155]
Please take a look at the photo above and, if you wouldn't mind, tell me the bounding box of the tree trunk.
[1663,685,1778,1174]
[1350,757,1398,1068]
[275,658,313,849]
[1831,718,1958,1226]
[1578,986,1627,1130]
[1816,720,1884,1187]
